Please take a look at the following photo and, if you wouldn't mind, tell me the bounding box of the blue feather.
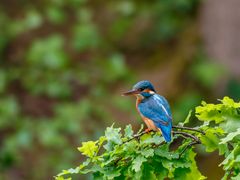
[138,94,172,142]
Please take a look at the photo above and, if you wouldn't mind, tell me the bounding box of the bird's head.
[122,80,156,99]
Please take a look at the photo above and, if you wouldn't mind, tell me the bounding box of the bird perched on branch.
[122,80,172,142]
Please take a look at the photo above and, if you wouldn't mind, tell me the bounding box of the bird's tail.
[159,125,172,142]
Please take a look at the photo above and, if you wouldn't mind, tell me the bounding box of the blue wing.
[138,94,172,142]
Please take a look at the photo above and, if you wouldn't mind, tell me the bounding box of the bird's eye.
[138,88,144,91]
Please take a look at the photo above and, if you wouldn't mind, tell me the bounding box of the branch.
[125,125,204,144]
[123,130,153,143]
[178,141,201,158]
[172,125,205,135]
[173,131,201,158]
[122,126,203,160]
[173,131,201,142]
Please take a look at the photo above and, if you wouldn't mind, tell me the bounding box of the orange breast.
[142,117,159,131]
[135,98,159,131]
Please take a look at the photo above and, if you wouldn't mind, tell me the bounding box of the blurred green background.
[0,0,239,179]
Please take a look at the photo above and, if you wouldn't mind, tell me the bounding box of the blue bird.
[123,80,172,142]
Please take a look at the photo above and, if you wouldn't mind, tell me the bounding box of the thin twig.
[123,130,153,143]
[172,125,205,135]
[173,131,200,142]
[178,141,201,158]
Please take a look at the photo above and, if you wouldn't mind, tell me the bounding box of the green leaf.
[232,173,240,180]
[84,164,103,175]
[55,176,72,180]
[200,130,220,152]
[56,165,82,178]
[155,144,178,159]
[152,160,168,180]
[104,167,121,179]
[79,159,91,170]
[132,155,147,172]
[220,145,240,171]
[141,163,158,180]
[162,159,174,178]
[98,136,107,147]
[183,110,192,125]
[220,128,240,144]
[195,97,240,125]
[220,96,240,108]
[218,143,229,156]
[124,124,133,138]
[141,133,164,145]
[105,125,122,144]
[141,148,154,158]
[103,125,122,151]
[123,140,137,154]
[186,151,206,179]
[195,102,224,123]
[78,141,98,158]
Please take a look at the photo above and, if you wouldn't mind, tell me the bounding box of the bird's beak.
[122,89,140,96]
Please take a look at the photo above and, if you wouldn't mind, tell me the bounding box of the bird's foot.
[144,128,151,133]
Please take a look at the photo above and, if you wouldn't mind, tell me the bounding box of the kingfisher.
[122,80,172,142]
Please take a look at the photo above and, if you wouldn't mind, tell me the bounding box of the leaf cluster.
[56,97,240,179]
[195,97,240,179]
[56,124,205,180]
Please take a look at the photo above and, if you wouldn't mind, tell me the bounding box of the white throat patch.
[149,91,155,94]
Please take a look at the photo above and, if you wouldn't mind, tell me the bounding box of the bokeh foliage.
[0,0,233,179]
